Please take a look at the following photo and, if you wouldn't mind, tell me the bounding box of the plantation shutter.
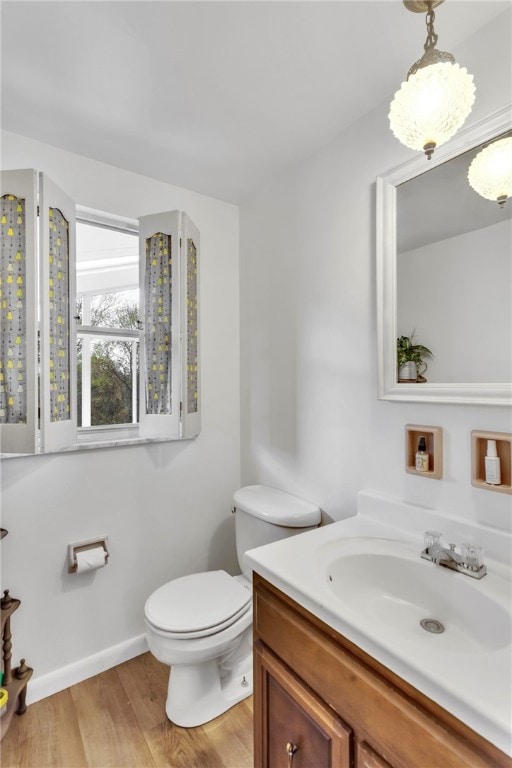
[138,210,200,440]
[180,213,200,439]
[0,170,38,454]
[39,173,77,452]
[138,211,181,439]
[2,186,199,453]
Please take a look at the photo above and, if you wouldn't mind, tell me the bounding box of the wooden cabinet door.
[255,643,352,768]
[357,742,394,768]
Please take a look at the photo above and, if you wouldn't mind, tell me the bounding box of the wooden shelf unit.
[405,425,443,479]
[1,531,33,742]
[471,431,512,495]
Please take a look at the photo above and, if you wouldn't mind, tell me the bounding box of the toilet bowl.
[144,485,320,727]
[145,571,253,727]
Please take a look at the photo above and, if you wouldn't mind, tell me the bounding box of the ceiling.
[1,0,510,204]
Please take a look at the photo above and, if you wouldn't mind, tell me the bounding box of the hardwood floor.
[1,653,254,768]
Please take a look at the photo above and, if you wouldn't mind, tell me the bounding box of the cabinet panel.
[358,742,393,768]
[255,643,351,768]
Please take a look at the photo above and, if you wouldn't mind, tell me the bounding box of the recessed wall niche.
[405,425,443,479]
[471,430,512,495]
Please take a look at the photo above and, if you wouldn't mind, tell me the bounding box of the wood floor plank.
[115,652,169,732]
[1,687,88,768]
[114,653,224,767]
[199,698,254,768]
[1,653,254,768]
[117,653,253,768]
[139,720,226,768]
[70,666,157,768]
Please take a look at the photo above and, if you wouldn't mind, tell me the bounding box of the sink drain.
[420,618,445,634]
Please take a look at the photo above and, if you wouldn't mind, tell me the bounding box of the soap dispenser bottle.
[415,436,429,472]
[484,440,501,485]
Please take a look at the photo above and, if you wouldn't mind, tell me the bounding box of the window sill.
[0,429,189,459]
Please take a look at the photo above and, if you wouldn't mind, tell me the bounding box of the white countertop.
[244,490,512,756]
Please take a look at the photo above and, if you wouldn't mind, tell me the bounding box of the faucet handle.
[424,530,443,549]
[462,543,484,571]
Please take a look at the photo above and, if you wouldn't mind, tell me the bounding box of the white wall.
[239,11,512,531]
[0,132,241,689]
[398,219,512,383]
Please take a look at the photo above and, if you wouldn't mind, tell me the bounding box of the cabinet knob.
[286,742,298,766]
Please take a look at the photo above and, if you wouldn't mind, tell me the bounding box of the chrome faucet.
[421,531,486,579]
[428,542,463,566]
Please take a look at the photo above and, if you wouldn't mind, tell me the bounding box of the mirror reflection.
[396,135,511,384]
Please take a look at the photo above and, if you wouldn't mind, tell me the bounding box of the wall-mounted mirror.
[376,106,512,405]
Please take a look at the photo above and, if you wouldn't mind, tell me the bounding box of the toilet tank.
[233,485,321,578]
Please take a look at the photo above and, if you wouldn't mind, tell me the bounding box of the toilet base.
[165,635,253,727]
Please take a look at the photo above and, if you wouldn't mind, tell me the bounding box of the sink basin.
[317,538,511,654]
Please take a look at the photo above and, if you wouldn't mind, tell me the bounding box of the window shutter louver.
[138,210,181,439]
[180,213,200,439]
[138,210,200,441]
[39,173,77,452]
[0,170,38,454]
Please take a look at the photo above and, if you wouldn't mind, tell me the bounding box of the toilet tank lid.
[233,485,321,527]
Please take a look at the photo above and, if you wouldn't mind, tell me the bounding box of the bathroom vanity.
[246,491,512,768]
[253,573,510,768]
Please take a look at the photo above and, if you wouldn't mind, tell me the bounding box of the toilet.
[144,484,321,727]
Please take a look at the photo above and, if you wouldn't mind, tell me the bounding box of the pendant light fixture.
[467,136,512,208]
[389,0,475,160]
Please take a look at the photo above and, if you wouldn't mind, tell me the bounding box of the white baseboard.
[26,634,148,705]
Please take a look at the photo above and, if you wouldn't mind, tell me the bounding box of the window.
[76,220,139,433]
[0,170,200,454]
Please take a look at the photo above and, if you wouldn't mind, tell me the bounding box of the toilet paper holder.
[68,536,110,574]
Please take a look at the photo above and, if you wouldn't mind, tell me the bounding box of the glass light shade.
[467,136,512,205]
[389,61,475,157]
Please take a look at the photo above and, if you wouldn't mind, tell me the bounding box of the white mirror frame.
[376,106,512,406]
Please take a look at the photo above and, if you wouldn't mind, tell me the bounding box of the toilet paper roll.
[75,546,107,573]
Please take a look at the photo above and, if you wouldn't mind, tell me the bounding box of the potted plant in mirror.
[397,333,433,382]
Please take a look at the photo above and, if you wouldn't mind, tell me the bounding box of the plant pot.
[398,361,417,381]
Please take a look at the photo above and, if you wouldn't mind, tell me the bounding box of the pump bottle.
[485,440,501,485]
[415,436,429,472]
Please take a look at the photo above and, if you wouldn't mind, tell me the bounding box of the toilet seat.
[145,570,251,639]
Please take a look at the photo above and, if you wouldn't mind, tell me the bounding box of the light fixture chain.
[424,3,438,52]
